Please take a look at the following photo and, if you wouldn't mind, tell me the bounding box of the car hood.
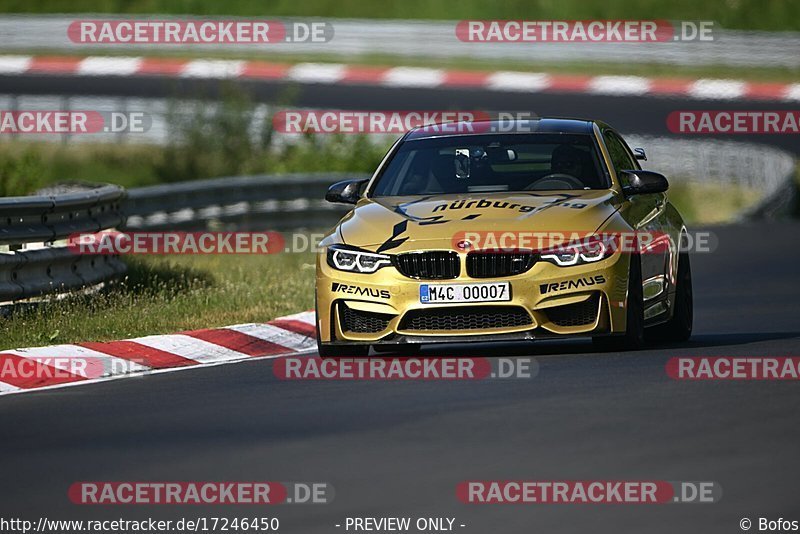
[338,190,621,253]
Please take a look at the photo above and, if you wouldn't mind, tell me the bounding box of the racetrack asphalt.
[1,221,798,533]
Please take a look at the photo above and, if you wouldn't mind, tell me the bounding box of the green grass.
[2,0,799,31]
[667,180,761,224]
[0,251,316,349]
[0,142,166,196]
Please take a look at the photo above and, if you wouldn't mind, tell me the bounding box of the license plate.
[419,282,511,304]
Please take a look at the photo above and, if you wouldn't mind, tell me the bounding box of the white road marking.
[0,55,32,74]
[278,310,316,326]
[227,323,315,352]
[0,380,20,393]
[287,63,346,83]
[6,345,148,378]
[130,334,251,364]
[180,59,245,78]
[689,79,747,100]
[784,84,800,101]
[486,71,551,92]
[588,75,652,96]
[382,67,445,88]
[78,56,142,76]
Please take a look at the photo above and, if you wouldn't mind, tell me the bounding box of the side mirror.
[633,147,647,161]
[620,170,669,197]
[325,179,368,205]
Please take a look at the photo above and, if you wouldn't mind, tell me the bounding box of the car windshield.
[371,133,608,196]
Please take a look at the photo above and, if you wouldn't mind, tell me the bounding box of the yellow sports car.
[315,118,692,356]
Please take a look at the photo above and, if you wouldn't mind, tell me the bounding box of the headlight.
[327,245,392,273]
[540,235,616,267]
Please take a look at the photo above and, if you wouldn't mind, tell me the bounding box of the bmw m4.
[315,118,693,356]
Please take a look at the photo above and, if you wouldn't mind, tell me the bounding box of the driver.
[550,144,585,178]
[429,154,467,193]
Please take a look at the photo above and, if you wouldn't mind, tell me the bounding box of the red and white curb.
[0,311,317,396]
[0,54,798,101]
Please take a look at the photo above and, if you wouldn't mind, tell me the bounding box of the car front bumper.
[316,249,631,345]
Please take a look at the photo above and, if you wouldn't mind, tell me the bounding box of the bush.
[156,86,387,182]
[0,148,47,196]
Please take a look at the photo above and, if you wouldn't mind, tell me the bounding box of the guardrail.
[625,135,796,200]
[0,184,127,304]
[122,173,367,231]
[0,16,798,69]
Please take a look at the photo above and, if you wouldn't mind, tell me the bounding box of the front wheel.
[593,253,645,352]
[646,251,693,343]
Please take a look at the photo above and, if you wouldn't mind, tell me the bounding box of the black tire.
[593,253,645,352]
[646,251,693,343]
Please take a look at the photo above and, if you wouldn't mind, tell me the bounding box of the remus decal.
[332,282,392,299]
[540,275,606,295]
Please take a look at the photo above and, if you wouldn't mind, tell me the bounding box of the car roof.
[405,117,598,140]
